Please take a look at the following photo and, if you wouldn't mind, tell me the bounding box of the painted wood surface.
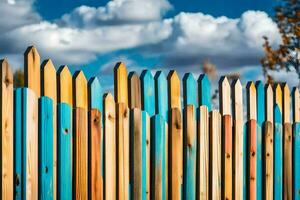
[141,70,155,117]
[142,111,151,200]
[38,97,54,200]
[168,70,181,110]
[57,65,73,105]
[248,119,257,200]
[114,62,128,106]
[293,87,300,123]
[264,121,273,200]
[198,74,211,111]
[24,46,40,97]
[57,103,72,200]
[154,71,168,120]
[219,77,231,116]
[183,73,197,108]
[283,123,292,200]
[89,109,103,200]
[293,123,300,200]
[88,77,103,112]
[103,93,116,200]
[183,105,196,200]
[0,59,14,199]
[128,72,141,109]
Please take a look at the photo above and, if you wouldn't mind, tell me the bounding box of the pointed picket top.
[154,71,168,120]
[128,72,141,109]
[1,59,13,87]
[73,70,88,110]
[57,65,73,105]
[282,83,291,123]
[114,62,128,107]
[256,81,265,125]
[103,93,115,106]
[41,59,57,102]
[232,79,243,122]
[24,45,41,97]
[274,83,283,113]
[198,74,211,111]
[183,73,197,108]
[88,77,102,112]
[266,84,274,123]
[246,81,257,120]
[293,87,300,123]
[219,76,231,115]
[140,69,155,116]
[167,70,181,110]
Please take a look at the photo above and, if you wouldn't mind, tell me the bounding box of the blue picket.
[21,88,27,200]
[38,97,54,199]
[198,74,211,111]
[154,71,168,121]
[141,70,155,117]
[57,103,72,199]
[14,88,22,200]
[88,77,103,112]
[141,111,148,199]
[293,123,300,200]
[256,81,264,200]
[183,73,197,108]
[274,105,283,200]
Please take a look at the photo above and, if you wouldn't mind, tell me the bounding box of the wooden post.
[154,71,168,120]
[183,73,197,108]
[114,62,128,107]
[38,97,54,199]
[183,105,196,200]
[0,59,13,199]
[198,106,209,200]
[128,72,141,109]
[103,93,116,200]
[24,46,40,97]
[293,87,300,199]
[73,71,88,199]
[210,110,222,200]
[232,79,244,200]
[168,70,181,110]
[198,74,211,111]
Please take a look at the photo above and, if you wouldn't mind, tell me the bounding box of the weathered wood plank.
[264,121,273,200]
[0,59,13,199]
[88,77,103,112]
[248,119,256,200]
[142,111,151,200]
[183,73,197,108]
[183,105,196,200]
[24,46,40,97]
[141,70,155,117]
[128,72,141,109]
[38,97,54,200]
[210,110,221,200]
[103,93,116,200]
[283,83,290,124]
[266,84,274,123]
[232,79,243,200]
[114,62,128,106]
[168,70,181,110]
[116,103,130,200]
[219,77,231,116]
[198,74,211,111]
[154,71,168,121]
[73,71,88,110]
[198,106,209,200]
[57,65,73,105]
[283,123,292,200]
[293,87,300,123]
[246,82,257,121]
[89,109,103,200]
[293,122,300,199]
[169,108,182,200]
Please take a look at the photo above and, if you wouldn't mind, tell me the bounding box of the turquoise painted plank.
[182,107,196,200]
[154,71,168,121]
[198,74,211,111]
[141,70,155,117]
[256,81,264,200]
[183,73,197,108]
[141,111,147,200]
[88,77,102,112]
[38,97,54,199]
[243,122,247,200]
[57,103,72,199]
[21,88,27,200]
[150,115,166,199]
[293,123,300,200]
[274,105,283,200]
[14,88,22,200]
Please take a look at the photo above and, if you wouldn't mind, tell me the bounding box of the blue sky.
[1,0,296,91]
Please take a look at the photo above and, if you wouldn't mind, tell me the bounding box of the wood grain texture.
[293,87,300,123]
[283,123,292,200]
[169,108,182,200]
[222,115,232,200]
[141,70,155,117]
[283,83,290,124]
[266,84,274,123]
[246,81,257,120]
[275,84,283,113]
[210,110,221,200]
[198,74,211,111]
[183,73,197,108]
[38,97,54,200]
[89,109,103,200]
[219,77,231,116]
[57,103,72,199]
[74,108,88,199]
[0,59,13,199]
[232,79,244,200]
[24,46,40,97]
[264,121,273,200]
[183,105,196,200]
[116,103,130,200]
[154,71,168,121]
[88,77,103,112]
[198,106,209,200]
[73,71,88,110]
[114,62,128,106]
[142,111,151,200]
[128,72,141,109]
[23,88,38,200]
[293,123,300,199]
[103,93,116,200]
[168,70,181,110]
[57,65,73,105]
[248,119,256,200]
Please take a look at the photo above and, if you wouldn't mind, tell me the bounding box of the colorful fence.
[0,46,300,200]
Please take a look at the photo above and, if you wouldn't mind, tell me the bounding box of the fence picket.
[57,66,73,105]
[219,77,231,116]
[264,121,273,200]
[183,73,197,108]
[141,70,155,117]
[155,71,168,120]
[128,72,141,109]
[88,77,103,112]
[168,70,181,110]
[198,74,211,111]
[24,46,40,97]
[114,62,128,106]
[293,88,300,199]
[142,111,151,200]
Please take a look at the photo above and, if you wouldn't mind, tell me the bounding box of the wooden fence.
[0,46,300,200]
